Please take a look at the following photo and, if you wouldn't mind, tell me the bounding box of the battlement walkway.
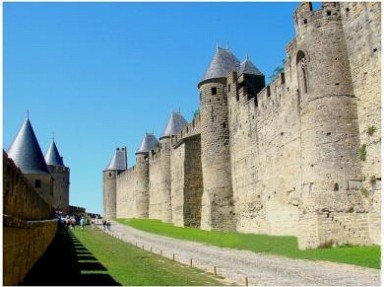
[102,220,380,286]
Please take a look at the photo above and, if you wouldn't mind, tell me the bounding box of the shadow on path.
[19,225,121,286]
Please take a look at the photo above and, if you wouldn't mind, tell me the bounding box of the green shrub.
[359,144,367,161]
[367,126,376,136]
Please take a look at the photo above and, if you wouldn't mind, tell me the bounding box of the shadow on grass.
[19,225,121,286]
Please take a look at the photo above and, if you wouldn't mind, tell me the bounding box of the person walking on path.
[106,219,111,231]
[80,217,85,231]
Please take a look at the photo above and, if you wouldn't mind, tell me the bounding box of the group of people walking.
[58,213,111,232]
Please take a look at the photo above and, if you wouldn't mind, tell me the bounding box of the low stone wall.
[3,217,58,286]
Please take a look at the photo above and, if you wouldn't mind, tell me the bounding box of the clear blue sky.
[3,1,321,215]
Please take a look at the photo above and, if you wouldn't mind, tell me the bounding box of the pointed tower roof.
[105,147,127,171]
[160,111,188,139]
[136,133,159,154]
[7,118,50,175]
[201,47,241,82]
[45,140,64,166]
[239,57,264,76]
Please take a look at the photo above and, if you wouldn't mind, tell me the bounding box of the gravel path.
[101,221,380,286]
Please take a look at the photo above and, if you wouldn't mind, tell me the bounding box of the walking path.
[20,225,121,286]
[102,221,381,286]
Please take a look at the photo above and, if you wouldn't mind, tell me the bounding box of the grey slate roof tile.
[105,148,127,171]
[7,118,50,175]
[136,133,159,154]
[202,47,264,81]
[45,140,64,166]
[160,111,188,139]
[239,58,264,76]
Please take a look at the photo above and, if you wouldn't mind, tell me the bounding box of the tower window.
[211,87,217,95]
[35,180,41,188]
[327,11,331,16]
[297,50,309,94]
[303,19,307,24]
[228,84,231,92]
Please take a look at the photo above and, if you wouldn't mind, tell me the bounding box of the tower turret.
[238,56,265,100]
[292,2,365,247]
[135,133,158,218]
[197,47,237,231]
[158,111,188,222]
[103,147,127,219]
[45,139,70,213]
[7,117,53,208]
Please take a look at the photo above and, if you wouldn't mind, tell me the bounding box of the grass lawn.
[117,218,380,269]
[72,226,225,286]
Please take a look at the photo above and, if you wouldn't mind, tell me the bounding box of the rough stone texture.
[199,79,235,231]
[340,2,381,245]
[116,167,137,218]
[3,220,58,286]
[3,152,51,220]
[47,165,70,212]
[108,2,380,249]
[148,138,172,222]
[171,135,203,227]
[103,170,117,219]
[3,152,58,286]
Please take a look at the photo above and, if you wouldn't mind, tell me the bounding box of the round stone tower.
[159,111,188,222]
[294,3,364,212]
[7,117,53,209]
[197,47,238,231]
[103,147,127,219]
[135,133,159,218]
[45,139,70,213]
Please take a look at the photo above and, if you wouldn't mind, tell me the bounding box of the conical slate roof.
[201,47,241,82]
[7,118,50,175]
[136,133,159,154]
[105,148,127,171]
[45,140,64,166]
[160,112,188,139]
[239,57,264,76]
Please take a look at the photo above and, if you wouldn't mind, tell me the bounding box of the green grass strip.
[72,226,225,286]
[117,218,380,269]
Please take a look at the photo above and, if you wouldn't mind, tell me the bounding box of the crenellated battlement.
[172,114,201,147]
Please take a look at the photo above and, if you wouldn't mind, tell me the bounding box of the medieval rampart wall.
[170,142,186,226]
[228,66,302,236]
[171,135,203,227]
[4,152,51,220]
[148,147,166,220]
[340,2,381,245]
[116,166,137,218]
[3,152,58,285]
[48,165,70,212]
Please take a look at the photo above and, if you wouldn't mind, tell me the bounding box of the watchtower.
[103,147,127,219]
[198,47,238,231]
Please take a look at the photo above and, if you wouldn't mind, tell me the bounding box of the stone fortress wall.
[3,152,58,286]
[107,2,381,249]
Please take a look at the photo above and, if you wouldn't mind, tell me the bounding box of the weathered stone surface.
[107,2,381,249]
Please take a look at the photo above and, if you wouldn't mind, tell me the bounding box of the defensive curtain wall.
[3,152,57,286]
[104,2,381,249]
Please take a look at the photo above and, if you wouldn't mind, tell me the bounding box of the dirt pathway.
[102,221,380,286]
